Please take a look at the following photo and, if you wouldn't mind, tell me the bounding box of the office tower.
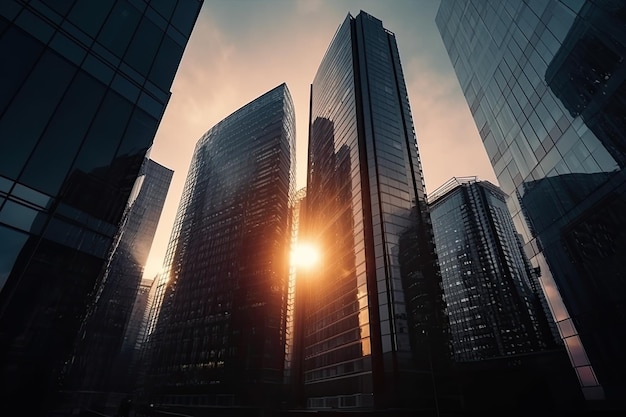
[284,187,306,396]
[141,84,295,410]
[61,158,172,413]
[429,177,557,361]
[122,278,155,379]
[429,177,585,412]
[300,11,449,412]
[0,0,202,411]
[436,0,626,408]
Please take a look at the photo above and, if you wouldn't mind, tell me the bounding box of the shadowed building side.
[0,2,202,413]
[298,10,452,413]
[140,83,295,412]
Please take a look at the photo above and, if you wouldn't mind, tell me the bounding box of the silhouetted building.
[61,158,172,413]
[284,187,306,404]
[437,0,626,409]
[141,84,295,411]
[429,177,584,414]
[123,278,155,382]
[298,11,450,412]
[429,177,557,362]
[0,1,202,414]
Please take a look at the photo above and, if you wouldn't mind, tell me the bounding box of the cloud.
[404,57,498,193]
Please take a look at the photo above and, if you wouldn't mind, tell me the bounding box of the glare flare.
[292,243,320,269]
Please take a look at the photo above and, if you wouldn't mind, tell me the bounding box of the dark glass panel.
[0,176,12,193]
[49,32,86,65]
[28,0,62,24]
[12,184,51,209]
[0,225,28,293]
[0,26,45,115]
[171,0,200,35]
[81,54,114,85]
[116,107,159,157]
[15,9,54,43]
[97,0,141,57]
[0,50,75,179]
[67,0,114,37]
[124,15,163,76]
[150,0,176,19]
[0,200,43,234]
[138,92,164,118]
[39,0,75,16]
[0,1,21,20]
[20,71,106,194]
[73,90,133,175]
[148,34,183,89]
[111,73,140,102]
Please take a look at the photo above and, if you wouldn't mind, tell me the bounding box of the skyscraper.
[299,10,449,412]
[428,177,585,413]
[61,158,173,413]
[285,187,307,397]
[0,1,202,412]
[436,0,626,408]
[141,83,295,411]
[429,177,557,362]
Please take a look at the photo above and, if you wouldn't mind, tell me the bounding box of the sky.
[143,0,498,280]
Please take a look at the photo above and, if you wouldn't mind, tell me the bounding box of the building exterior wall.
[142,84,295,409]
[62,158,172,410]
[436,0,626,405]
[301,11,448,411]
[429,177,558,362]
[0,1,201,412]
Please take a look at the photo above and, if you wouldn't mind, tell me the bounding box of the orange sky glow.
[142,0,498,280]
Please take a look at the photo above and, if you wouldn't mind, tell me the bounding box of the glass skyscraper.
[437,0,626,408]
[0,0,201,412]
[427,177,588,413]
[429,177,557,362]
[299,10,449,412]
[61,158,173,413]
[141,84,295,410]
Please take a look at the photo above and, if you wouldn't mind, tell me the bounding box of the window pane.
[117,108,158,157]
[0,225,29,293]
[73,90,133,174]
[148,34,183,89]
[172,0,200,35]
[150,0,176,19]
[39,0,75,17]
[67,0,114,37]
[0,200,44,234]
[20,71,106,194]
[0,27,44,115]
[97,0,141,57]
[0,50,76,179]
[124,15,163,76]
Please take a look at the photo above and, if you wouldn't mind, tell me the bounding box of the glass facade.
[301,11,448,411]
[142,84,295,409]
[0,0,201,412]
[284,188,306,386]
[429,177,558,362]
[437,0,626,405]
[61,158,173,410]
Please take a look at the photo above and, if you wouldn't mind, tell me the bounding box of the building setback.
[0,1,201,413]
[298,10,449,412]
[436,0,626,408]
[141,83,295,410]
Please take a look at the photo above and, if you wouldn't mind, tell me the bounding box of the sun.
[291,243,320,269]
